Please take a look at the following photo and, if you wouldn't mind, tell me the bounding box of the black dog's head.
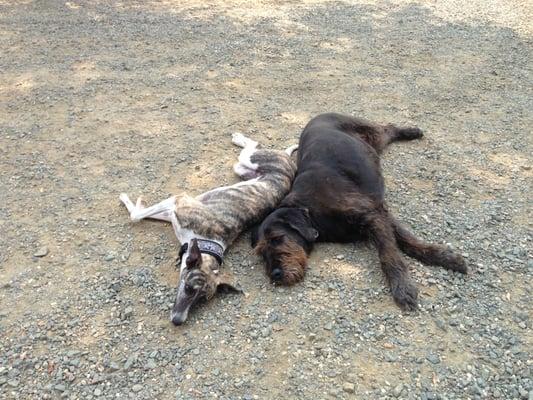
[252,207,318,285]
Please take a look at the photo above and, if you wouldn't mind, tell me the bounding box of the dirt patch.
[0,1,531,399]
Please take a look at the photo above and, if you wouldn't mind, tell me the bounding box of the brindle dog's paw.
[441,248,468,274]
[391,279,419,311]
[232,132,248,147]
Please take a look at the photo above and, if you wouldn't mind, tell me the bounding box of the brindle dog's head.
[171,239,241,326]
[252,207,318,285]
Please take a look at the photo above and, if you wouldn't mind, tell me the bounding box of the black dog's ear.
[289,221,319,242]
[250,225,260,248]
[288,209,319,242]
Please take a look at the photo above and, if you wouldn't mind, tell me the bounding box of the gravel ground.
[1,1,532,399]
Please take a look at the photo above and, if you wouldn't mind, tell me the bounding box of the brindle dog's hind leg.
[233,163,258,181]
[232,132,260,180]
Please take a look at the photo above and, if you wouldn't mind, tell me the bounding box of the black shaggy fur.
[253,113,467,310]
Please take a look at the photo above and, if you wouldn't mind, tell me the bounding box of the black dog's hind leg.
[385,124,423,143]
[366,212,419,310]
[391,217,467,273]
[322,113,423,154]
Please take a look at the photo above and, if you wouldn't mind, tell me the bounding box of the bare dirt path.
[1,1,531,399]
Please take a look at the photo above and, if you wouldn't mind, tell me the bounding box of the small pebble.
[132,384,143,393]
[34,246,49,257]
[343,382,355,393]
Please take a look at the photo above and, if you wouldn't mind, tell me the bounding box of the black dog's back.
[282,112,414,242]
[297,114,385,202]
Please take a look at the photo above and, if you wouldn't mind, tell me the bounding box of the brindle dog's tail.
[390,216,468,274]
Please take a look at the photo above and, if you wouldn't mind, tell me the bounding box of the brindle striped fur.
[175,150,295,245]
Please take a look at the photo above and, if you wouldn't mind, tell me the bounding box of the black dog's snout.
[271,268,283,281]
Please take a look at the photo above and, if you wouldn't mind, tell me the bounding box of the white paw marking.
[119,193,131,204]
[232,132,249,147]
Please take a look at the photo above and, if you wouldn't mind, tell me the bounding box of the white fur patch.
[231,132,256,148]
[285,144,298,156]
[232,132,259,170]
[233,162,258,179]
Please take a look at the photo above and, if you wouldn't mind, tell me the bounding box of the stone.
[132,384,143,393]
[122,307,133,319]
[108,362,120,372]
[7,379,19,387]
[426,353,440,364]
[123,355,136,370]
[34,247,49,257]
[393,384,404,397]
[343,382,355,393]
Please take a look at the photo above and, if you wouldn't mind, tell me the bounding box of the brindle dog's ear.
[250,224,260,248]
[186,239,202,268]
[288,208,319,242]
[216,272,244,294]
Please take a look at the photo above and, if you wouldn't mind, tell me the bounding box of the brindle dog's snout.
[171,313,186,326]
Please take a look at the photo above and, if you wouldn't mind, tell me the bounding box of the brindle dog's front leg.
[119,193,175,223]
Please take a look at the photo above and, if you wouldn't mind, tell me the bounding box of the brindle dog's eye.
[185,284,196,296]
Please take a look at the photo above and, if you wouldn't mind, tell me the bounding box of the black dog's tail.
[390,216,467,273]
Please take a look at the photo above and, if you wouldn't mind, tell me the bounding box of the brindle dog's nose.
[271,268,283,282]
[171,313,186,326]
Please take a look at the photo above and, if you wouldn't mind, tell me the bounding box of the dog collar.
[179,239,224,265]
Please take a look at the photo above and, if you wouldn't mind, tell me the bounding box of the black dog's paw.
[441,249,468,274]
[391,280,419,311]
[398,127,423,140]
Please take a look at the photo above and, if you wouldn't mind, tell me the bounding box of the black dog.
[252,113,467,309]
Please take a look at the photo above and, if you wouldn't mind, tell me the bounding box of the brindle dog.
[252,113,467,310]
[120,133,296,325]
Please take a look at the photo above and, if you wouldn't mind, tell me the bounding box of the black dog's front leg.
[367,213,419,310]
